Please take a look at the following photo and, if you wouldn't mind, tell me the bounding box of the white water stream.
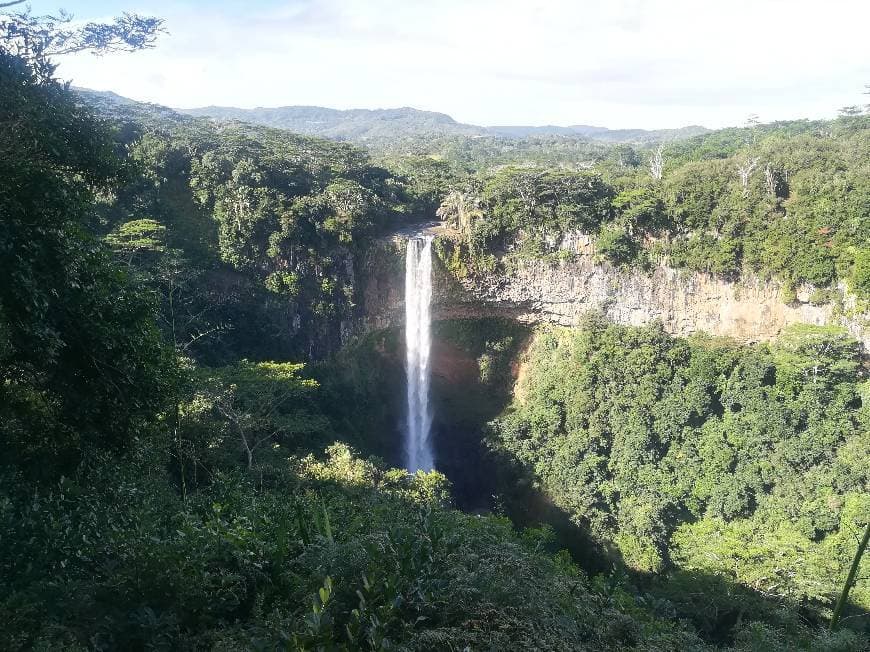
[404,236,435,472]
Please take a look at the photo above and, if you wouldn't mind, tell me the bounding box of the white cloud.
[44,0,870,128]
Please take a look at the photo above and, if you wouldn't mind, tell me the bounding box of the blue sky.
[20,0,870,128]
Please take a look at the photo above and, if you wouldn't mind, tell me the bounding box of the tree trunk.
[831,521,870,629]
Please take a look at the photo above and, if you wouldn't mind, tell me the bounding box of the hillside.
[76,89,710,164]
[181,104,484,143]
[487,123,710,141]
[180,102,709,149]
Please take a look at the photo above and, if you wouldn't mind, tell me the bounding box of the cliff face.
[356,235,869,350]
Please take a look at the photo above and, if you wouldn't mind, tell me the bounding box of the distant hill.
[181,105,485,143]
[486,123,710,141]
[73,88,710,163]
[180,103,709,146]
[73,87,188,123]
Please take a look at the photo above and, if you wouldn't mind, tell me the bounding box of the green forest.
[432,120,869,302]
[1,5,868,651]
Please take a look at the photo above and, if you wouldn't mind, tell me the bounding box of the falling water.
[405,236,435,472]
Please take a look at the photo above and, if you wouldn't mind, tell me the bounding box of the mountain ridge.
[179,102,710,143]
[74,87,710,150]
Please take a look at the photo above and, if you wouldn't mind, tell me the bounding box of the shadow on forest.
[480,444,870,644]
[308,322,869,645]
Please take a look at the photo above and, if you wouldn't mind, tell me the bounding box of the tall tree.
[0,6,171,474]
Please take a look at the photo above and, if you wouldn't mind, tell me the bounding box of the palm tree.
[437,189,482,236]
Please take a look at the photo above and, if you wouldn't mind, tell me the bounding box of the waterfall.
[405,236,435,472]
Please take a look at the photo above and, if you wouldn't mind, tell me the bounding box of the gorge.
[3,11,868,648]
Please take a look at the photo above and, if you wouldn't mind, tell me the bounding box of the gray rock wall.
[354,237,869,350]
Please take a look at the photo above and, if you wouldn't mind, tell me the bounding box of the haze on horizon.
[22,0,870,130]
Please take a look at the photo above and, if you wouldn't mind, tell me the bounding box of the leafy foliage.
[489,319,869,634]
[0,41,173,476]
[7,441,856,651]
[437,118,870,301]
[80,90,422,360]
[180,360,328,470]
[0,2,163,82]
[437,167,612,264]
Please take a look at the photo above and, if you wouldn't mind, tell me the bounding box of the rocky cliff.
[356,232,869,350]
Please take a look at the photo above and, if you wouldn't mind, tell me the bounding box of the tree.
[649,144,664,180]
[0,6,170,474]
[612,187,667,237]
[851,248,870,298]
[437,188,483,236]
[106,218,167,265]
[831,522,870,629]
[387,155,460,217]
[746,114,760,143]
[736,157,760,196]
[763,163,777,197]
[196,361,324,469]
[596,225,638,264]
[0,1,164,81]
